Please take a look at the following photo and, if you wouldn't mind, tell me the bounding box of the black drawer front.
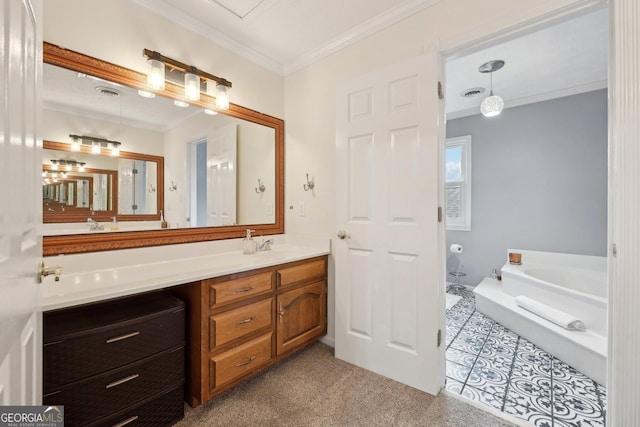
[44,347,184,426]
[88,385,184,427]
[44,308,184,391]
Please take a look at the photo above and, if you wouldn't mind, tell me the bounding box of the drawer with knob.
[207,270,273,307]
[209,333,272,390]
[209,298,273,349]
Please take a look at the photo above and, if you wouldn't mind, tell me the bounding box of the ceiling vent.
[461,87,485,98]
[95,86,120,97]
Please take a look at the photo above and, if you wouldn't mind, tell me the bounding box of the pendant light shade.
[147,58,165,91]
[478,60,505,118]
[184,72,200,101]
[216,83,230,110]
[480,92,504,117]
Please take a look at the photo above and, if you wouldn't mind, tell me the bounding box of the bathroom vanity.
[174,256,327,407]
[41,235,330,420]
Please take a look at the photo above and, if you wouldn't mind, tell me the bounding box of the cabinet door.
[276,281,326,355]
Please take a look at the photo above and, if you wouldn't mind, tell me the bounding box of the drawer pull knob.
[106,331,140,344]
[106,373,140,389]
[235,356,256,367]
[235,286,255,293]
[237,316,256,325]
[112,416,139,427]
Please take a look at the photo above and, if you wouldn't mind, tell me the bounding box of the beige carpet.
[175,342,516,427]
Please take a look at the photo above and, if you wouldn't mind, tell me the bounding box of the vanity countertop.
[41,234,330,311]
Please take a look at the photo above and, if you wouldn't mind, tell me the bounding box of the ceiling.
[131,0,607,118]
[44,2,607,125]
[132,0,440,75]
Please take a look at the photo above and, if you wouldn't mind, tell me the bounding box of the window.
[445,135,471,231]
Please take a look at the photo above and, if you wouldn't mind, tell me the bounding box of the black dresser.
[43,291,185,426]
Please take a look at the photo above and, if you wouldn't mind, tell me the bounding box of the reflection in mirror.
[43,141,163,224]
[43,42,284,255]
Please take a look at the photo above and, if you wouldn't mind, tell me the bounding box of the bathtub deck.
[474,277,606,385]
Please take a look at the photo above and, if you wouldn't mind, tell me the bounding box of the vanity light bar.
[142,48,232,110]
[69,134,122,156]
[46,160,87,174]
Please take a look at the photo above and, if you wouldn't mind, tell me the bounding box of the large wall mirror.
[43,42,284,255]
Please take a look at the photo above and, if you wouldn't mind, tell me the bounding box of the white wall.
[284,0,592,345]
[43,0,284,118]
[43,109,164,156]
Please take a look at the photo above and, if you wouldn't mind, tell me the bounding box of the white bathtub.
[474,249,607,385]
[501,249,607,336]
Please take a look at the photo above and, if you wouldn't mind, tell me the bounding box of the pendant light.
[479,60,505,117]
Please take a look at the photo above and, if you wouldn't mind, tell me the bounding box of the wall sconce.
[169,181,177,191]
[255,179,266,194]
[303,173,315,191]
[142,49,233,110]
[69,134,122,156]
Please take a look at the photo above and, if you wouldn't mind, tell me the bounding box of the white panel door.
[207,123,237,226]
[0,0,43,405]
[335,52,444,394]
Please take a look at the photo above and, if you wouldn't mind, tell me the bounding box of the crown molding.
[284,0,441,75]
[134,0,441,77]
[446,80,608,120]
[132,0,285,76]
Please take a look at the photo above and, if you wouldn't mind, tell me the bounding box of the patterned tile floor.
[445,285,607,427]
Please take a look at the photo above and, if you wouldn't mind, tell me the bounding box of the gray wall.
[446,89,608,287]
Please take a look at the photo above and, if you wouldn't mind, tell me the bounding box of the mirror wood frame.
[43,42,284,256]
[43,140,164,223]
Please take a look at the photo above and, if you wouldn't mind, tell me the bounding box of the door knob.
[336,230,350,240]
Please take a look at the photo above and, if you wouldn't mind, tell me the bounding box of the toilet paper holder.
[449,244,463,254]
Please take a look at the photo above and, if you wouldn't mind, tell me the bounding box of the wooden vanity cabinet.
[174,256,327,407]
[43,291,185,427]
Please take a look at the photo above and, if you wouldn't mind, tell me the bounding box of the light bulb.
[480,93,504,117]
[184,72,200,101]
[92,143,101,154]
[138,90,155,98]
[204,108,218,116]
[42,171,47,177]
[216,83,229,110]
[79,164,85,172]
[147,58,165,91]
[71,137,80,151]
[174,100,189,108]
[65,164,72,171]
[111,145,120,157]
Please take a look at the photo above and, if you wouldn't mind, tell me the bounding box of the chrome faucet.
[256,238,274,252]
[38,260,63,283]
[87,218,104,231]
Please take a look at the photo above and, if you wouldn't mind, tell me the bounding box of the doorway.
[442,7,608,426]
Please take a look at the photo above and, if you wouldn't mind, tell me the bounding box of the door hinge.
[437,206,443,223]
[437,329,442,347]
[612,243,617,258]
[437,81,444,100]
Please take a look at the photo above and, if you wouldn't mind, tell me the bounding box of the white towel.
[514,295,586,331]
